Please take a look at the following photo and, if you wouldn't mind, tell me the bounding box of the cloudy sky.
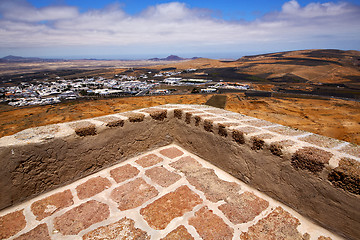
[0,0,359,59]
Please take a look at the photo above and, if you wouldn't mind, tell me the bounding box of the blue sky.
[0,0,360,59]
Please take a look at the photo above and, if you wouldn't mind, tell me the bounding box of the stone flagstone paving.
[0,144,342,240]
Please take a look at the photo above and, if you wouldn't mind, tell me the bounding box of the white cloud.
[0,0,78,22]
[0,0,359,57]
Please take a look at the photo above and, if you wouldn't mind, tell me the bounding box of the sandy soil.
[1,94,359,145]
[226,94,360,145]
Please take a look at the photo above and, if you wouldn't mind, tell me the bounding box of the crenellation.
[0,104,359,239]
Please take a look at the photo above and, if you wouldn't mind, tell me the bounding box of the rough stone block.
[339,144,360,158]
[0,210,26,239]
[218,124,228,137]
[143,109,167,121]
[269,143,283,156]
[236,126,260,134]
[219,191,269,224]
[267,126,305,136]
[203,119,213,132]
[328,158,360,195]
[82,217,149,240]
[161,225,194,240]
[74,124,97,137]
[31,189,74,220]
[194,116,201,126]
[170,156,203,174]
[15,224,51,240]
[111,178,158,211]
[186,168,241,203]
[14,125,59,141]
[106,119,124,128]
[54,200,110,235]
[251,137,265,151]
[291,147,333,173]
[140,185,202,230]
[243,120,275,127]
[110,164,139,183]
[240,206,305,240]
[76,176,112,200]
[189,206,233,240]
[159,147,184,159]
[136,154,164,168]
[145,166,181,187]
[232,129,245,144]
[123,112,145,122]
[185,112,192,124]
[173,109,183,119]
[299,134,342,148]
[96,116,124,128]
[270,140,297,156]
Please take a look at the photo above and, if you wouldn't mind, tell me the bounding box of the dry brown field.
[1,93,359,145]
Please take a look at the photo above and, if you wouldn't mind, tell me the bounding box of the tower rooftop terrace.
[0,144,340,239]
[0,104,359,239]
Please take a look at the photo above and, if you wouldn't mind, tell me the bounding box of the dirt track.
[1,94,359,145]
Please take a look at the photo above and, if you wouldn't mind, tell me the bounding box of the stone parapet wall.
[0,104,359,239]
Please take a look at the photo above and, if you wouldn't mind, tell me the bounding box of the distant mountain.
[0,55,63,63]
[149,55,200,61]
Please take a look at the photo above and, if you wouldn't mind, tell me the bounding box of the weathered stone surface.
[194,116,201,126]
[111,178,158,211]
[122,112,145,122]
[270,140,297,156]
[159,147,184,159]
[106,119,124,128]
[173,109,183,119]
[161,225,194,240]
[236,126,260,134]
[15,223,51,240]
[251,137,265,151]
[243,119,275,127]
[31,189,74,220]
[189,206,233,240]
[269,143,283,156]
[218,124,228,137]
[0,210,26,239]
[136,154,164,168]
[145,166,181,187]
[318,236,332,240]
[291,147,333,173]
[82,217,150,240]
[143,109,167,121]
[170,156,203,174]
[187,169,241,202]
[204,109,230,115]
[54,200,110,235]
[232,129,245,144]
[299,134,342,148]
[71,122,97,137]
[110,164,139,183]
[203,119,213,132]
[140,185,202,230]
[254,133,276,139]
[76,176,112,200]
[267,126,305,136]
[328,158,360,194]
[240,207,303,240]
[219,191,269,224]
[172,161,241,203]
[339,144,360,158]
[15,125,59,141]
[185,112,192,124]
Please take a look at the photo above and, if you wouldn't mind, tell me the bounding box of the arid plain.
[1,49,360,144]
